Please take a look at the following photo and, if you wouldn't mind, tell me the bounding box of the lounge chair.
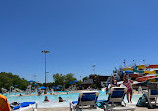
[69,91,99,111]
[97,87,135,111]
[143,82,158,108]
[10,102,38,111]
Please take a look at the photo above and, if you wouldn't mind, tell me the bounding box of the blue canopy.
[73,80,78,83]
[28,80,35,83]
[69,80,78,84]
[33,84,38,86]
[124,70,134,74]
[53,87,59,89]
[69,81,73,84]
[13,85,18,87]
[38,86,46,90]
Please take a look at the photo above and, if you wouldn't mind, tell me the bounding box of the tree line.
[0,72,102,93]
[0,72,28,92]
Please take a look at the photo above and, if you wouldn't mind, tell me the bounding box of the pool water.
[7,91,142,108]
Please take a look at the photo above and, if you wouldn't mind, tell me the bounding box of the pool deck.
[26,106,158,111]
[10,89,158,110]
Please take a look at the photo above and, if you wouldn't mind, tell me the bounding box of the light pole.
[123,59,126,67]
[41,50,50,94]
[143,59,145,65]
[92,65,96,74]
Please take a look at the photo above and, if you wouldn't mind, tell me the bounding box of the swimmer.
[19,94,22,96]
[59,97,63,102]
[44,96,50,102]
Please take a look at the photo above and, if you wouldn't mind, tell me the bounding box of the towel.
[0,94,10,111]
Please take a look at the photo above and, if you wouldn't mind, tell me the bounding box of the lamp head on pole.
[42,50,50,53]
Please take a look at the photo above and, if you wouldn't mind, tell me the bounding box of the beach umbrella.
[38,86,46,90]
[33,84,38,86]
[13,85,18,87]
[69,81,73,84]
[28,80,35,83]
[53,87,60,89]
[72,80,78,83]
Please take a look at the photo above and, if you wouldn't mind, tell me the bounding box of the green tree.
[53,73,77,88]
[0,72,28,92]
[53,73,65,86]
[64,73,77,88]
[82,76,88,81]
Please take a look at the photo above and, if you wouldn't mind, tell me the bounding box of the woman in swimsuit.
[106,76,118,94]
[123,74,133,103]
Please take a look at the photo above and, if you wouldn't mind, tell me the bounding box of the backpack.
[10,102,20,108]
[136,94,147,107]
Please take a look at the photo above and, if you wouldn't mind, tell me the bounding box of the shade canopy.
[33,84,38,86]
[13,85,18,87]
[73,80,78,83]
[38,86,46,90]
[53,87,59,89]
[28,80,35,83]
[69,80,78,84]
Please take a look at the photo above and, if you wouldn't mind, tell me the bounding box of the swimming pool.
[7,91,142,108]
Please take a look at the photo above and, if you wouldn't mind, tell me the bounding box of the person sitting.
[44,96,50,102]
[110,76,118,87]
[106,76,118,95]
[59,97,63,102]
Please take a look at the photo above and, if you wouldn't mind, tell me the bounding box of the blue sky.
[0,0,158,83]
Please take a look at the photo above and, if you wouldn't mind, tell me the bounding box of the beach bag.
[10,102,20,109]
[136,94,147,107]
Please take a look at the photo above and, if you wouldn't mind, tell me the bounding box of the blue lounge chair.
[97,87,127,111]
[143,82,158,108]
[69,91,99,111]
[11,102,37,111]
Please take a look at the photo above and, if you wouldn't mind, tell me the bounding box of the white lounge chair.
[10,102,38,111]
[69,91,99,111]
[97,87,135,111]
[143,82,158,108]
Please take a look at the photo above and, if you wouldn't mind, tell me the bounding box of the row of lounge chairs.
[70,82,158,111]
[70,87,135,111]
[10,82,158,111]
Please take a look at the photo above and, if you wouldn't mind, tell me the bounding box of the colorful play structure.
[109,64,158,87]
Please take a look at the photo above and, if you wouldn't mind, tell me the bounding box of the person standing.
[123,74,133,103]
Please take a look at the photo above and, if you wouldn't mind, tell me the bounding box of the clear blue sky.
[0,0,158,83]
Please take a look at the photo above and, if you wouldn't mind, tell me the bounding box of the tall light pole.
[123,59,126,67]
[143,59,145,65]
[41,50,50,94]
[92,65,96,74]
